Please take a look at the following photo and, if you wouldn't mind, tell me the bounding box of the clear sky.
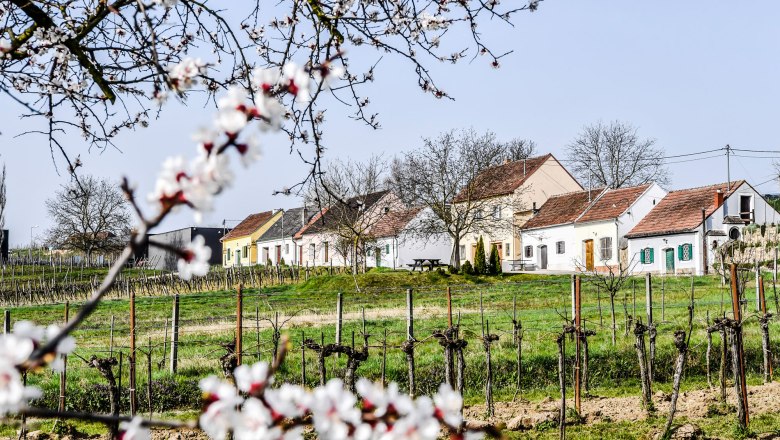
[2,1,780,246]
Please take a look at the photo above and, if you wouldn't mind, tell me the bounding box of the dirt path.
[464,381,780,431]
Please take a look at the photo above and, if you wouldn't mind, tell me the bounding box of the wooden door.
[584,240,594,271]
[275,246,282,264]
[540,245,548,270]
[665,249,675,274]
[492,242,503,262]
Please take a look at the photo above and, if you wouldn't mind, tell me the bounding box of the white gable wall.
[520,223,576,271]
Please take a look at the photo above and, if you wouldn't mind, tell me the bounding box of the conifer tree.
[474,236,487,275]
[489,244,502,275]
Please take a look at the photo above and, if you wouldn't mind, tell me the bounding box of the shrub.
[474,236,487,275]
[488,244,502,275]
[280,257,286,266]
[449,265,459,275]
[461,260,474,275]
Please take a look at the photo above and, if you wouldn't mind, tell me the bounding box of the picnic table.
[407,258,443,271]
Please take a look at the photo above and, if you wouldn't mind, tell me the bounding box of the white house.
[365,207,452,270]
[453,154,583,270]
[255,207,316,266]
[520,183,667,272]
[626,180,780,275]
[294,190,402,267]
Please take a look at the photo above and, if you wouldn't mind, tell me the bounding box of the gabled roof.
[257,207,316,242]
[453,154,567,203]
[576,184,653,224]
[522,189,603,230]
[369,207,423,238]
[221,211,275,241]
[296,190,391,237]
[625,181,745,239]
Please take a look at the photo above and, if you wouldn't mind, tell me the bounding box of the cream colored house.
[452,154,582,269]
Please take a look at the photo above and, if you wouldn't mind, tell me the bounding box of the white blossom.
[199,376,244,440]
[177,235,211,280]
[265,384,310,419]
[418,12,448,31]
[234,362,271,394]
[310,379,361,439]
[0,39,11,52]
[119,416,151,440]
[153,0,178,7]
[433,383,462,428]
[0,360,41,416]
[168,57,206,91]
[281,63,311,103]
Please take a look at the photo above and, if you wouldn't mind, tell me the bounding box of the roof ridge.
[668,180,745,194]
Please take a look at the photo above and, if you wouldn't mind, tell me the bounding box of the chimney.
[714,190,724,208]
[301,207,308,226]
[503,157,510,165]
[532,202,538,214]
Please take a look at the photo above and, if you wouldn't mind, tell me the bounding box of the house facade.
[255,207,317,266]
[453,154,583,271]
[520,183,666,272]
[294,191,402,267]
[365,207,451,270]
[221,210,280,267]
[147,227,229,271]
[626,180,780,275]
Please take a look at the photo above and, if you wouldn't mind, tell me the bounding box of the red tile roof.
[522,189,602,230]
[221,211,275,241]
[576,184,652,224]
[296,190,391,237]
[453,154,573,203]
[369,207,423,238]
[625,181,745,238]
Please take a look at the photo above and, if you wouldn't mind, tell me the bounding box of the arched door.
[540,245,548,270]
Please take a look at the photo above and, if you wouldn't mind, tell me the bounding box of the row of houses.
[144,153,780,276]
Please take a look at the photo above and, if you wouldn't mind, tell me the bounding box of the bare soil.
[464,381,780,431]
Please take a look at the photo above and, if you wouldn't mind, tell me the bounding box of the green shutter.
[678,245,683,261]
[649,248,654,263]
[640,249,646,264]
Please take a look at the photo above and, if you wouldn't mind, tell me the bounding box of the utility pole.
[726,144,732,191]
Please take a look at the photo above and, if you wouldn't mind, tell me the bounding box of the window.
[599,237,612,261]
[243,245,249,257]
[678,243,693,261]
[556,241,565,254]
[740,195,752,221]
[505,243,511,257]
[324,242,329,263]
[459,245,466,259]
[308,243,315,261]
[385,244,390,254]
[367,248,372,256]
[285,244,289,254]
[729,227,740,240]
[492,205,501,219]
[475,209,483,220]
[236,249,241,262]
[227,249,232,260]
[524,246,533,258]
[640,247,654,264]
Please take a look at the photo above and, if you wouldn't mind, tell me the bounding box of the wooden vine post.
[403,288,416,397]
[58,301,69,413]
[633,320,653,415]
[574,275,582,414]
[236,283,243,366]
[129,285,137,416]
[556,329,566,440]
[730,263,749,428]
[645,273,656,385]
[758,276,773,382]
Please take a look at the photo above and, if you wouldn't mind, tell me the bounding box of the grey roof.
[706,230,727,236]
[257,207,314,241]
[723,216,746,225]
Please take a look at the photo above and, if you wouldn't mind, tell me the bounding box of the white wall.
[616,183,668,237]
[296,232,347,267]
[256,237,298,265]
[628,232,700,275]
[520,224,576,271]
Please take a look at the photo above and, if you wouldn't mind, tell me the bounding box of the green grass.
[5,270,780,438]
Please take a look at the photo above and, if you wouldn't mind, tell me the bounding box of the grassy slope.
[4,269,780,438]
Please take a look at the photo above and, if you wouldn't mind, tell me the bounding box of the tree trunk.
[729,325,747,429]
[719,326,728,403]
[557,333,565,440]
[662,330,688,437]
[610,293,617,345]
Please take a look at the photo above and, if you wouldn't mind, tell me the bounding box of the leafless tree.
[305,155,396,274]
[45,175,131,265]
[502,138,537,162]
[578,257,638,345]
[390,129,523,268]
[1,0,543,183]
[565,121,669,189]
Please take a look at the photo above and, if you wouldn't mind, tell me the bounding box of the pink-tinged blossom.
[233,397,279,440]
[265,384,310,419]
[150,155,190,208]
[433,383,462,428]
[234,362,271,395]
[314,64,346,89]
[418,12,448,31]
[236,135,262,167]
[281,63,311,103]
[385,397,440,440]
[252,68,281,94]
[192,127,219,156]
[310,379,361,439]
[168,57,206,91]
[255,95,286,132]
[0,360,41,416]
[199,376,244,440]
[119,416,151,440]
[216,87,250,134]
[177,235,211,280]
[0,39,11,52]
[356,379,411,418]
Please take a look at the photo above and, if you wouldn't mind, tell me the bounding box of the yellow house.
[221,210,281,267]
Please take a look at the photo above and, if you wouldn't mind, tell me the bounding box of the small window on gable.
[556,241,565,254]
